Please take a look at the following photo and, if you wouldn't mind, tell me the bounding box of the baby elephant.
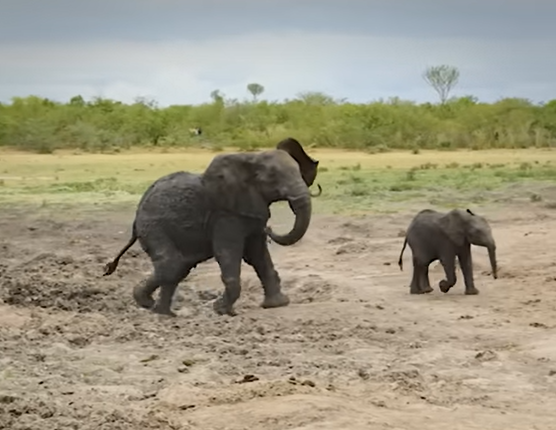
[398,208,498,295]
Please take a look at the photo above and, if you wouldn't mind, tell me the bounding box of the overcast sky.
[1,0,554,106]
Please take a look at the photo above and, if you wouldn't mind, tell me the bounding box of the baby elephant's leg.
[439,255,457,293]
[419,264,433,293]
[409,257,431,294]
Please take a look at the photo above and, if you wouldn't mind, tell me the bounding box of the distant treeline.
[1,93,555,153]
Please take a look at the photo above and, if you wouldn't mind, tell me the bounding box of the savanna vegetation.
[1,65,555,214]
[2,149,556,215]
[1,65,555,154]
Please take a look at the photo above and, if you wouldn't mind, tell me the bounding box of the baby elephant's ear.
[466,208,475,216]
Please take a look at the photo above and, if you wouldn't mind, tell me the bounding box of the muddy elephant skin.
[103,148,314,317]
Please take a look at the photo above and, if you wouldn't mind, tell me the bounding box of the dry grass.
[1,148,556,213]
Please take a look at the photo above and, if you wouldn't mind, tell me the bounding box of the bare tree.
[422,65,460,104]
[246,83,265,102]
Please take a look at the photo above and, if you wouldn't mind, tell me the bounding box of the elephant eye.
[264,169,279,181]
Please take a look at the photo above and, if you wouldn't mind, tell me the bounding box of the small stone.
[357,369,370,380]
[474,350,497,362]
[140,354,159,363]
[530,322,548,328]
[236,374,259,384]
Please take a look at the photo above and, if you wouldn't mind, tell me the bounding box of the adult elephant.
[276,137,322,197]
[103,149,313,317]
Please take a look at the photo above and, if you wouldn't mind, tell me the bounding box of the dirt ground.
[1,199,556,430]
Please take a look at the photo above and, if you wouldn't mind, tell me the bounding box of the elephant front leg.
[439,254,457,293]
[244,233,290,309]
[212,221,245,316]
[458,246,479,295]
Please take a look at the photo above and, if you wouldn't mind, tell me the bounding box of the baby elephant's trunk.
[487,244,498,279]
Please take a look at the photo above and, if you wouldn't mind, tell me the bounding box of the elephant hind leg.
[154,262,195,317]
[419,265,434,294]
[133,274,159,309]
[409,257,426,294]
[135,257,195,317]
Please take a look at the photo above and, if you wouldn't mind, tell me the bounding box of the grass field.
[1,147,556,213]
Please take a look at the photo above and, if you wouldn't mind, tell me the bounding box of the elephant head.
[276,137,322,197]
[202,149,312,246]
[438,208,498,279]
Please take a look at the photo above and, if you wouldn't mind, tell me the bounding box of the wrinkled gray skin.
[103,149,313,317]
[398,208,498,295]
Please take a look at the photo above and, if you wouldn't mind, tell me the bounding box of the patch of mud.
[335,241,369,255]
[0,252,144,314]
[380,368,427,396]
[283,274,338,304]
[327,236,354,245]
[159,377,320,410]
[0,395,177,430]
[1,274,131,314]
[340,221,372,237]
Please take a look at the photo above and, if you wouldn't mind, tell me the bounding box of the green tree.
[210,90,224,104]
[423,65,460,105]
[246,83,265,102]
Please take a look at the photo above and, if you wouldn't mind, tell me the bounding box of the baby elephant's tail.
[103,222,137,276]
[398,237,408,271]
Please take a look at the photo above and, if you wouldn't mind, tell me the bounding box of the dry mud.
[1,202,556,429]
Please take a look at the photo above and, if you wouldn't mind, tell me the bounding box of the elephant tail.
[398,237,408,271]
[102,221,138,276]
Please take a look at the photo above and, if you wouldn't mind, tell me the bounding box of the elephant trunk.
[488,244,498,279]
[310,184,323,197]
[267,187,312,246]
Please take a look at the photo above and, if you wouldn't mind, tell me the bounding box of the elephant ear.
[438,209,466,247]
[276,137,319,186]
[201,153,270,221]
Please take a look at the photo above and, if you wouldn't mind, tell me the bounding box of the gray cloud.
[0,0,554,105]
[2,0,554,42]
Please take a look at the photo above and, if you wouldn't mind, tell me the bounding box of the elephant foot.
[409,283,425,294]
[410,289,431,295]
[409,286,421,294]
[133,284,155,309]
[213,297,237,316]
[421,286,434,294]
[439,280,454,293]
[261,292,290,309]
[465,287,480,295]
[151,304,176,317]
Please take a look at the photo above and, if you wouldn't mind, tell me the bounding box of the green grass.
[1,148,556,215]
